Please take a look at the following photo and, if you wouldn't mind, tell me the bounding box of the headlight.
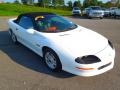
[75,55,101,64]
[108,40,114,49]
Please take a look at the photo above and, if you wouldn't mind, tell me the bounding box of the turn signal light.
[76,67,94,70]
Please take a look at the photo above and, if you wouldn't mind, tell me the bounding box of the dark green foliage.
[67,0,72,10]
[83,0,120,9]
[97,1,104,7]
[52,0,58,7]
[104,1,114,8]
[83,0,91,8]
[21,0,34,5]
[14,0,19,4]
[21,0,27,5]
[83,0,99,8]
[73,0,82,8]
[90,0,98,6]
[52,0,65,7]
[115,0,120,7]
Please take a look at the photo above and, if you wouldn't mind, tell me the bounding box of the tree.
[115,0,120,7]
[83,0,99,8]
[37,0,44,7]
[58,0,64,6]
[52,0,64,7]
[83,0,91,8]
[52,0,58,7]
[90,0,98,6]
[104,1,114,8]
[21,0,27,5]
[37,0,43,7]
[37,0,64,8]
[38,0,51,7]
[67,1,73,8]
[44,0,49,7]
[21,0,34,5]
[73,0,82,8]
[97,1,104,7]
[14,0,19,4]
[27,0,34,5]
[67,0,73,9]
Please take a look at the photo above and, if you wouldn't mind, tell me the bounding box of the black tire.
[88,16,92,19]
[100,17,103,19]
[11,31,18,44]
[43,48,62,72]
[114,13,116,18]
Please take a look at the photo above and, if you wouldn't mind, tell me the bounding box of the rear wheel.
[43,48,62,72]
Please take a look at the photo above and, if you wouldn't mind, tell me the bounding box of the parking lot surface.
[0,16,120,90]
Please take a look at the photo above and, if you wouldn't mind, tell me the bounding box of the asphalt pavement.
[0,16,120,90]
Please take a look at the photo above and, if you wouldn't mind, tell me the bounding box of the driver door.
[16,16,35,50]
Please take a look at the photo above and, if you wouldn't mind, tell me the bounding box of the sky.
[3,0,110,4]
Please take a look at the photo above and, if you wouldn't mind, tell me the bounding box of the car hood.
[104,10,110,12]
[43,26,108,57]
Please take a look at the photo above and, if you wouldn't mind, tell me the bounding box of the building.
[111,0,120,4]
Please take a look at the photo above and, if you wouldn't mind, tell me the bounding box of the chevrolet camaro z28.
[8,12,115,77]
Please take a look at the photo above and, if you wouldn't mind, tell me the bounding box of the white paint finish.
[7,18,115,77]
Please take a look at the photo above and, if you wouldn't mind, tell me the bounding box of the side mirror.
[27,29,34,34]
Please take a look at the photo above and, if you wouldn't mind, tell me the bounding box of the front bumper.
[89,13,104,18]
[63,45,115,77]
[72,12,81,15]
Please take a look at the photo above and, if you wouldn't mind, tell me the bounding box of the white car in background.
[109,7,118,16]
[82,8,91,16]
[87,6,104,19]
[8,12,115,77]
[102,8,110,17]
[72,7,81,16]
[114,8,120,18]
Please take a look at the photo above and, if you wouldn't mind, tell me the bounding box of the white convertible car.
[8,12,115,77]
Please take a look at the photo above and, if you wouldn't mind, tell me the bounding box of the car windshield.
[86,8,90,11]
[74,7,80,10]
[36,15,78,33]
[91,7,101,10]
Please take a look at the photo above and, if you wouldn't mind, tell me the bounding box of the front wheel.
[11,31,18,44]
[100,17,103,19]
[88,16,92,19]
[114,13,116,18]
[43,48,62,72]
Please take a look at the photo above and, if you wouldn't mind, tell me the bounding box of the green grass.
[0,3,71,16]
